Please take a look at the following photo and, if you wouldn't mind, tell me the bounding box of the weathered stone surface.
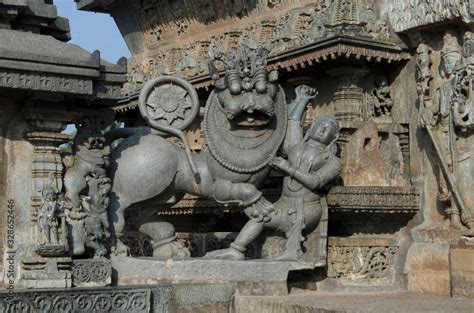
[382,0,474,33]
[234,292,474,313]
[404,243,451,296]
[112,256,311,295]
[451,241,474,299]
[0,0,71,41]
[71,258,112,287]
[0,29,126,99]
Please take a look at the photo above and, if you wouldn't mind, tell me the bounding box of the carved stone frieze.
[0,288,151,313]
[328,238,399,280]
[327,186,420,213]
[71,258,112,287]
[384,0,474,33]
[0,70,93,95]
[122,0,407,93]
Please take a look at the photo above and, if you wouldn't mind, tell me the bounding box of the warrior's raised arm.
[283,85,318,154]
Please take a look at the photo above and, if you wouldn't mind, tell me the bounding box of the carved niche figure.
[63,116,113,257]
[38,186,60,246]
[35,178,69,257]
[178,46,198,77]
[273,13,293,52]
[241,28,258,50]
[206,92,342,261]
[416,42,432,99]
[420,30,474,233]
[372,76,394,118]
[297,12,316,46]
[106,45,319,260]
[307,3,331,40]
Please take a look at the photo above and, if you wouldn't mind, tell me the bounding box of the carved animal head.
[74,116,110,152]
[209,45,279,126]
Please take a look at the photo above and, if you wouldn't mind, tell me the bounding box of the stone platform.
[112,257,317,295]
[234,292,474,313]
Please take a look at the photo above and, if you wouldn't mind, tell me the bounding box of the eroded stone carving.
[385,0,474,33]
[419,29,474,234]
[35,180,69,257]
[1,288,150,312]
[372,76,393,119]
[328,244,399,280]
[64,116,113,257]
[128,0,396,83]
[71,258,111,287]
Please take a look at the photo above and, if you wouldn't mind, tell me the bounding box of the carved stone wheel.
[139,76,200,131]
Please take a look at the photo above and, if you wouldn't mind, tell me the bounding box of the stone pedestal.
[112,257,314,295]
[450,239,474,299]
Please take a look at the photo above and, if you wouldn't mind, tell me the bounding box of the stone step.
[233,292,474,313]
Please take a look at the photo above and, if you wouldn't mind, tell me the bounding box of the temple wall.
[0,1,473,309]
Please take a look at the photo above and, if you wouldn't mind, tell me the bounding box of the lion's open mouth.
[232,111,273,127]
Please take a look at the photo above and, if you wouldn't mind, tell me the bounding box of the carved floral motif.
[1,289,150,313]
[71,258,112,287]
[328,245,399,279]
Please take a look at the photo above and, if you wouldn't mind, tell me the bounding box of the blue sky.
[56,1,131,63]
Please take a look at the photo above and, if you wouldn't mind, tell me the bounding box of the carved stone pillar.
[327,67,369,124]
[19,104,77,289]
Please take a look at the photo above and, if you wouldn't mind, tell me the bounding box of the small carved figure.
[373,76,393,117]
[205,86,342,261]
[38,186,60,246]
[35,180,69,257]
[274,14,293,50]
[178,46,197,76]
[416,43,432,98]
[307,3,331,40]
[241,29,258,50]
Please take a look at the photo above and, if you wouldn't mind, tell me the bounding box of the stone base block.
[112,257,314,295]
[405,243,450,295]
[451,240,474,299]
